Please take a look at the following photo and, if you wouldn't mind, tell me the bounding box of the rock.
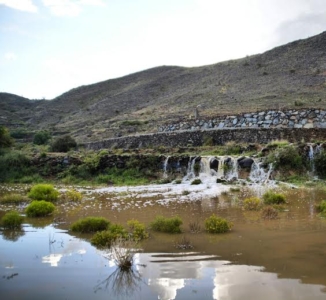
[238,157,254,169]
[210,158,219,170]
[303,123,314,128]
[216,178,227,184]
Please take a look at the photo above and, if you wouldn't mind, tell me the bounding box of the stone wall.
[158,109,326,132]
[84,128,326,150]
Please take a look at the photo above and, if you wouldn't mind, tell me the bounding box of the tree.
[51,135,77,152]
[33,130,51,145]
[0,126,13,149]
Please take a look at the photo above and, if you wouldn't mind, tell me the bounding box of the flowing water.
[1,180,326,299]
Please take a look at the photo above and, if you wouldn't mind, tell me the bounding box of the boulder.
[238,157,254,169]
[210,158,219,170]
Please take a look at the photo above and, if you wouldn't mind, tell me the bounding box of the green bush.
[51,135,77,152]
[191,179,202,185]
[0,126,13,148]
[25,200,56,217]
[0,193,29,204]
[127,219,149,241]
[33,130,51,145]
[316,200,326,213]
[64,189,82,202]
[263,191,286,205]
[150,216,183,233]
[267,145,303,171]
[70,217,110,233]
[1,211,24,229]
[91,224,128,247]
[243,197,261,210]
[28,184,59,202]
[205,214,232,233]
[314,152,326,177]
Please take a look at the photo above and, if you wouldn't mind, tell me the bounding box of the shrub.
[28,184,59,202]
[33,130,51,145]
[127,219,149,241]
[191,179,202,185]
[189,220,201,233]
[150,216,183,233]
[64,189,82,202]
[204,214,232,233]
[267,145,303,171]
[263,191,286,205]
[91,224,128,247]
[243,197,261,210]
[51,135,77,152]
[1,211,24,229]
[261,206,278,219]
[0,126,13,148]
[316,200,326,213]
[71,217,110,233]
[314,152,326,177]
[0,193,29,204]
[25,200,56,217]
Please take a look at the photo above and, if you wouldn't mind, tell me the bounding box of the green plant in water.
[28,184,59,202]
[150,215,183,233]
[0,193,29,204]
[91,224,128,248]
[71,217,110,233]
[25,200,56,217]
[316,200,326,217]
[1,211,24,229]
[127,219,149,241]
[204,214,232,233]
[64,189,82,202]
[263,191,286,205]
[243,197,261,211]
[191,179,202,185]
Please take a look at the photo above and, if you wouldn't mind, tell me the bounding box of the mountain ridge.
[1,31,326,142]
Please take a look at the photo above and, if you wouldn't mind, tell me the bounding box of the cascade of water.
[225,157,239,181]
[216,157,225,178]
[200,156,217,176]
[249,159,273,183]
[308,144,315,173]
[163,156,170,178]
[184,156,197,181]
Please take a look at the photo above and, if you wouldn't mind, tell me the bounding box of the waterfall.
[225,157,239,181]
[249,160,273,184]
[216,157,225,178]
[184,156,197,181]
[163,156,170,178]
[200,156,217,176]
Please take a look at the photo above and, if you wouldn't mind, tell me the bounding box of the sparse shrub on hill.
[266,145,303,171]
[314,152,326,178]
[0,126,13,149]
[33,130,51,145]
[51,135,77,152]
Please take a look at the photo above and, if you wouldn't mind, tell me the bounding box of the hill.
[1,31,326,142]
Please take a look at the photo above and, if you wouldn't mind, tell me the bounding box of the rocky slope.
[1,31,326,142]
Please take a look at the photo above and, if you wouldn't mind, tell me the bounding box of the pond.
[1,182,326,299]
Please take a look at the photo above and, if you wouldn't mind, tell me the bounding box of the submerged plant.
[127,219,149,241]
[243,197,261,211]
[261,206,278,219]
[316,200,326,217]
[110,237,137,270]
[189,220,201,233]
[71,217,110,233]
[205,214,232,233]
[174,235,194,249]
[25,200,56,217]
[64,189,82,202]
[191,179,202,185]
[28,184,59,202]
[0,193,29,204]
[1,211,24,229]
[263,191,286,205]
[150,215,183,233]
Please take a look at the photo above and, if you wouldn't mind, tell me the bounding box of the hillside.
[1,31,326,142]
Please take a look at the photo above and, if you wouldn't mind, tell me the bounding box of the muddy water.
[1,184,326,299]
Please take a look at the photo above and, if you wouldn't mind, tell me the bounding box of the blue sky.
[1,0,326,99]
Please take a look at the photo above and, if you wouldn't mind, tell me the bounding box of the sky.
[0,0,326,100]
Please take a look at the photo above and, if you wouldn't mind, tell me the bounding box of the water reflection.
[1,228,25,241]
[94,266,143,297]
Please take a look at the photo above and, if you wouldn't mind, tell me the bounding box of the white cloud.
[42,0,105,17]
[0,0,38,12]
[4,52,17,61]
